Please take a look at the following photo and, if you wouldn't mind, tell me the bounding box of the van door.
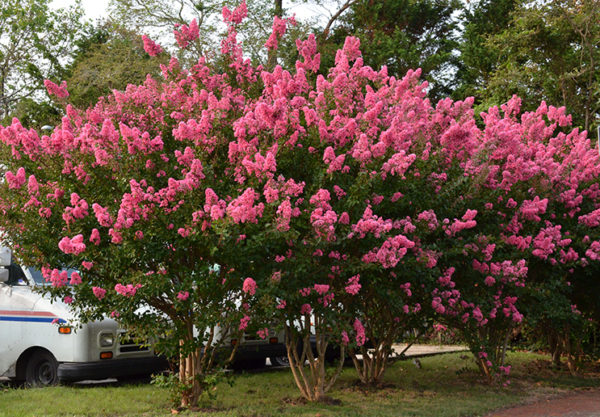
[0,263,48,378]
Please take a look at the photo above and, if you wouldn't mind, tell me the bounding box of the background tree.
[479,0,600,133]
[321,0,461,101]
[0,0,86,126]
[108,0,355,68]
[453,0,519,103]
[66,22,168,109]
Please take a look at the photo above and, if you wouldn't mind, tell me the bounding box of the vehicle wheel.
[270,356,290,367]
[25,350,58,387]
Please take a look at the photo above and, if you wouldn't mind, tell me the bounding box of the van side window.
[6,263,27,286]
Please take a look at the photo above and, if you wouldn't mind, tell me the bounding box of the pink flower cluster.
[58,235,86,255]
[242,277,257,296]
[142,35,163,56]
[44,80,69,98]
[115,283,142,297]
[173,19,199,48]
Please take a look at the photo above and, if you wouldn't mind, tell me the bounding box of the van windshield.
[27,267,78,286]
[28,267,46,285]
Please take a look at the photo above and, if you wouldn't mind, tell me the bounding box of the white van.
[0,247,167,386]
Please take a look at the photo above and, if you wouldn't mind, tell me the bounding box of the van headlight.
[99,332,115,347]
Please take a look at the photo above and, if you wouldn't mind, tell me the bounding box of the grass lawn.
[1,351,598,417]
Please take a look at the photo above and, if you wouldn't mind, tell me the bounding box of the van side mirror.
[0,268,8,283]
[0,247,11,267]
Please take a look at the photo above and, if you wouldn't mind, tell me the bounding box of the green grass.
[1,351,598,417]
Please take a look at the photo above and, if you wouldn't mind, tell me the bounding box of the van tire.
[25,350,58,387]
[270,356,290,367]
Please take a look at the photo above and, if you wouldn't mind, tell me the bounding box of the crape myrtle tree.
[434,97,598,374]
[0,2,369,405]
[2,0,600,407]
[475,98,600,373]
[0,4,266,407]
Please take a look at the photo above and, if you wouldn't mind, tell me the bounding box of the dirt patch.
[338,379,400,397]
[282,396,308,406]
[485,388,600,417]
[171,406,232,414]
[281,395,342,406]
[318,396,342,405]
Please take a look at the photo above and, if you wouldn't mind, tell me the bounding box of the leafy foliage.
[0,0,86,126]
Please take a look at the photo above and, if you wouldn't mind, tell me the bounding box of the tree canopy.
[0,0,85,126]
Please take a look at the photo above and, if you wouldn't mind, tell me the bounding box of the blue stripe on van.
[0,316,66,324]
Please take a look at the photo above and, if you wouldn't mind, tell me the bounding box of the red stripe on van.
[0,310,57,317]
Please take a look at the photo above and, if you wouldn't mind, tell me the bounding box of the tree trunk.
[285,320,345,401]
[549,331,562,367]
[176,322,239,408]
[477,357,493,382]
[350,337,394,385]
[179,342,203,408]
[561,330,577,376]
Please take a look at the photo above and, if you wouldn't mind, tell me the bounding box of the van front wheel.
[25,351,58,387]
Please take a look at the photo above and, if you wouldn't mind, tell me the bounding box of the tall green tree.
[479,0,600,132]
[66,23,168,109]
[322,0,461,101]
[0,0,86,126]
[453,0,519,102]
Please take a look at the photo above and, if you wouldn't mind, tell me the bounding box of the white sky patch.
[51,0,110,20]
[50,0,329,25]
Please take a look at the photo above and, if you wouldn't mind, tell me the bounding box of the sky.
[52,0,110,19]
[51,0,325,22]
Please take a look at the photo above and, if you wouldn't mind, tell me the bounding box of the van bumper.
[57,356,169,382]
[235,342,287,360]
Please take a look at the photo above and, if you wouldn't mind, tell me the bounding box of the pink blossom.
[58,235,86,255]
[89,229,100,245]
[227,188,264,224]
[115,283,142,297]
[484,276,496,286]
[265,15,294,50]
[48,269,68,287]
[142,35,163,56]
[300,303,312,315]
[341,331,350,346]
[69,271,82,285]
[256,328,269,339]
[239,315,250,331]
[313,284,329,295]
[222,0,247,24]
[242,277,257,296]
[44,80,69,98]
[173,19,199,48]
[177,227,191,237]
[354,318,366,346]
[92,286,106,300]
[177,291,190,301]
[92,203,112,227]
[109,228,123,244]
[271,271,281,282]
[5,167,26,189]
[345,275,361,295]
